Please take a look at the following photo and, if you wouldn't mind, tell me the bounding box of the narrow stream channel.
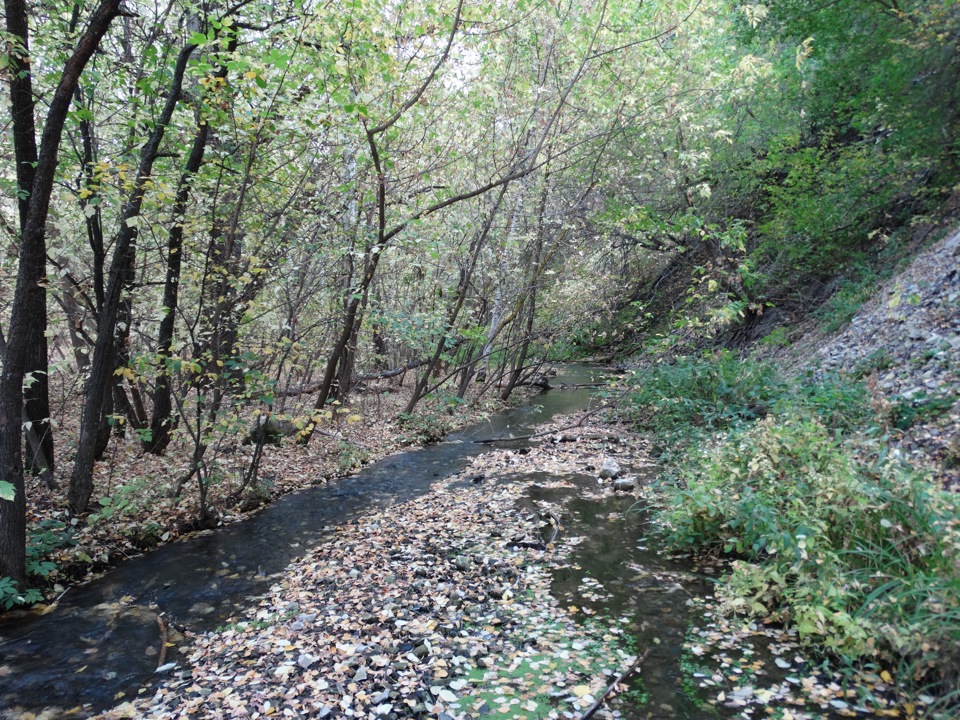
[0,366,604,717]
[1,366,859,720]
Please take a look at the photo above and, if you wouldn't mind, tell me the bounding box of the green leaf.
[0,481,14,501]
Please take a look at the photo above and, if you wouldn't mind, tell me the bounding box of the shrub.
[655,412,960,706]
[623,351,786,435]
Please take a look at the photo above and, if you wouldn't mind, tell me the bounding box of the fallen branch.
[579,649,651,720]
[156,614,169,669]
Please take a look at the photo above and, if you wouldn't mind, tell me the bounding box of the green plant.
[333,440,371,474]
[815,270,881,334]
[759,326,791,348]
[25,519,75,579]
[654,408,960,704]
[852,349,896,378]
[397,407,453,446]
[88,478,149,524]
[623,351,786,436]
[887,393,957,431]
[0,577,43,610]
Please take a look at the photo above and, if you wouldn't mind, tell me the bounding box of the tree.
[0,0,122,584]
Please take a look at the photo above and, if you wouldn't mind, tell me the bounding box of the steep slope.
[768,229,960,489]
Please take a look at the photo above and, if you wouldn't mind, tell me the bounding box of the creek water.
[0,366,605,717]
[520,475,725,719]
[0,366,850,720]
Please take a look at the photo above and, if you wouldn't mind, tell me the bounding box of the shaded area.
[0,367,603,717]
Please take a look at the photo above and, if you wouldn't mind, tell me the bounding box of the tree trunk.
[6,0,53,479]
[147,121,210,453]
[70,41,196,514]
[0,0,121,584]
[404,183,510,414]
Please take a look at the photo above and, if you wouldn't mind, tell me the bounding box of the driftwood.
[579,649,651,720]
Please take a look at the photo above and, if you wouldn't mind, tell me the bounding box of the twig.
[579,649,651,720]
[156,614,169,668]
[543,509,561,545]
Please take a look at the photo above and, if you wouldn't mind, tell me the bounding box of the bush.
[622,353,869,443]
[623,353,960,708]
[623,351,786,435]
[655,413,960,707]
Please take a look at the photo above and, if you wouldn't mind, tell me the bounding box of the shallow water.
[0,366,604,716]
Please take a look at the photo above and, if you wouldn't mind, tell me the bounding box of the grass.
[618,354,960,715]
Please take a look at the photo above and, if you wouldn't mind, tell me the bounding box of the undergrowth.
[619,352,960,716]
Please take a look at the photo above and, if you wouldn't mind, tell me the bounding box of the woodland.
[2,0,960,714]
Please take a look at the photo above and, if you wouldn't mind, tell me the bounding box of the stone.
[613,476,637,491]
[599,457,621,479]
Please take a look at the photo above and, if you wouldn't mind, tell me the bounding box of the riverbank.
[18,383,539,601]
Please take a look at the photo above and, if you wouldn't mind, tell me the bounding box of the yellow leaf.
[347,414,362,424]
[572,685,591,698]
[880,670,893,683]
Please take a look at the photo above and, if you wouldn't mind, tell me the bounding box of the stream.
[0,366,603,717]
[0,365,850,719]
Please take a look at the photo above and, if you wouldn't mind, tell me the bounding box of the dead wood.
[579,649,651,720]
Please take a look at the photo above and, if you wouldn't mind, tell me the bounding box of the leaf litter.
[95,421,644,720]
[93,414,921,720]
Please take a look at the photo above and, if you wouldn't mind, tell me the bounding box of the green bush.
[622,353,869,442]
[655,413,960,706]
[623,351,786,434]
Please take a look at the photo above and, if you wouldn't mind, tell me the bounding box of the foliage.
[26,519,75,578]
[87,479,149,525]
[621,351,786,437]
[886,393,957,431]
[333,441,371,475]
[397,393,465,446]
[815,269,883,334]
[623,354,871,441]
[0,577,43,610]
[647,396,960,708]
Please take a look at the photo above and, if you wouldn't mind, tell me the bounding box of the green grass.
[618,355,960,713]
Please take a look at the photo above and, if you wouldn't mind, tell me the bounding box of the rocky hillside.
[768,228,960,490]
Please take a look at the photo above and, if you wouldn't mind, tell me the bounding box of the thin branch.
[368,0,465,135]
[579,650,651,720]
